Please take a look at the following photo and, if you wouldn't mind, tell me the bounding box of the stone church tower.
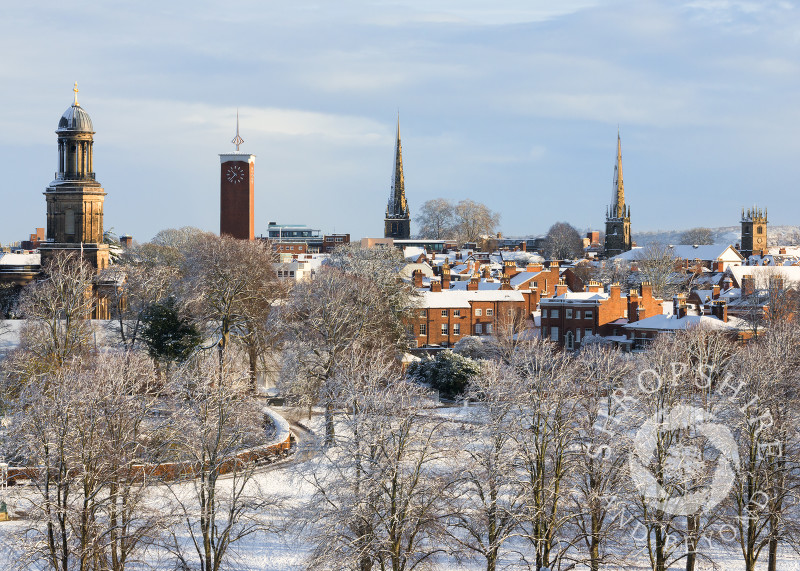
[604,133,632,258]
[384,118,410,240]
[220,111,255,240]
[740,206,768,259]
[40,83,110,270]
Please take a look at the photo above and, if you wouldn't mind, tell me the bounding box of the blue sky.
[1,0,798,244]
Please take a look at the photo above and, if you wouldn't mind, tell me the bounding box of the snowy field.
[0,407,798,570]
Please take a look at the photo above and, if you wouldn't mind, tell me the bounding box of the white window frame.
[475,323,482,334]
[550,326,558,341]
[475,308,482,316]
[453,309,461,317]
[419,323,426,336]
[585,310,593,320]
[441,323,448,335]
[453,323,460,336]
[441,309,448,317]
[486,308,494,316]
[566,308,573,319]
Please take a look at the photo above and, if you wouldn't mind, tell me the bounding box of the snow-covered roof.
[403,246,427,260]
[613,244,742,263]
[667,244,742,262]
[449,280,501,291]
[541,291,611,304]
[509,271,543,287]
[0,252,40,266]
[417,289,525,309]
[728,265,800,289]
[623,314,745,332]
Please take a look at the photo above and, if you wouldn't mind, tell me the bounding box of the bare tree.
[282,247,416,444]
[102,247,179,352]
[9,352,163,571]
[15,251,95,369]
[634,242,686,299]
[570,345,633,571]
[416,198,455,240]
[512,338,578,570]
[729,323,800,571]
[679,228,714,246]
[449,361,526,571]
[301,348,455,571]
[453,199,501,245]
[182,233,283,389]
[544,221,584,260]
[164,350,271,571]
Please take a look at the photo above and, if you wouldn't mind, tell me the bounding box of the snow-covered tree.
[301,348,455,570]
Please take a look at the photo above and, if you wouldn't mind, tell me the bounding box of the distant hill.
[633,225,800,248]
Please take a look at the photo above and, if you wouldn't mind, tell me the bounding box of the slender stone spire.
[604,130,632,257]
[387,115,408,217]
[384,114,411,239]
[611,131,625,218]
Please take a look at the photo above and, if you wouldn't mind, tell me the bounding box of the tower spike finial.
[73,82,79,106]
[231,108,245,152]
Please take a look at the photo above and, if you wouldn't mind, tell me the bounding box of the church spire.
[384,114,411,239]
[612,130,625,218]
[604,130,632,258]
[388,115,408,217]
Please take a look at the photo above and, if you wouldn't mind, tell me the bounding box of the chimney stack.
[741,274,755,298]
[711,299,728,322]
[673,294,688,319]
[412,269,423,289]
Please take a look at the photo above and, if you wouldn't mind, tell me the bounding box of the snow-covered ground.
[0,407,798,570]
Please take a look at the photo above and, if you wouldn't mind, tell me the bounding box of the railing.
[53,172,96,181]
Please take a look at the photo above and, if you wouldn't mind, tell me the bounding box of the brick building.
[408,288,527,348]
[540,281,663,349]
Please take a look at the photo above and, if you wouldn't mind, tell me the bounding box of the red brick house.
[408,289,527,348]
[540,281,664,350]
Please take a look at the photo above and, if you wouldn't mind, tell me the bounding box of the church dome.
[57,103,94,133]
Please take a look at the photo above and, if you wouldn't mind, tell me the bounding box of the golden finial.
[73,82,79,106]
[231,108,245,151]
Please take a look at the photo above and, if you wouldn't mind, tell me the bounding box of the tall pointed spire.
[612,130,625,218]
[388,114,408,217]
[604,130,632,257]
[384,113,411,239]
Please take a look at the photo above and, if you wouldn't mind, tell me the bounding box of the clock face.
[226,164,245,184]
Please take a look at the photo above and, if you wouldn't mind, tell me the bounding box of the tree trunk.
[685,514,697,571]
[324,400,335,446]
[768,535,778,571]
[248,346,258,393]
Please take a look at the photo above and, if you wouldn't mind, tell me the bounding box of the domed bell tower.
[40,83,109,270]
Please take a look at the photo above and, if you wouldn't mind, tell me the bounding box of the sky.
[1,0,799,245]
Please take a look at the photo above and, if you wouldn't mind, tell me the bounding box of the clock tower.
[41,83,110,270]
[220,111,255,240]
